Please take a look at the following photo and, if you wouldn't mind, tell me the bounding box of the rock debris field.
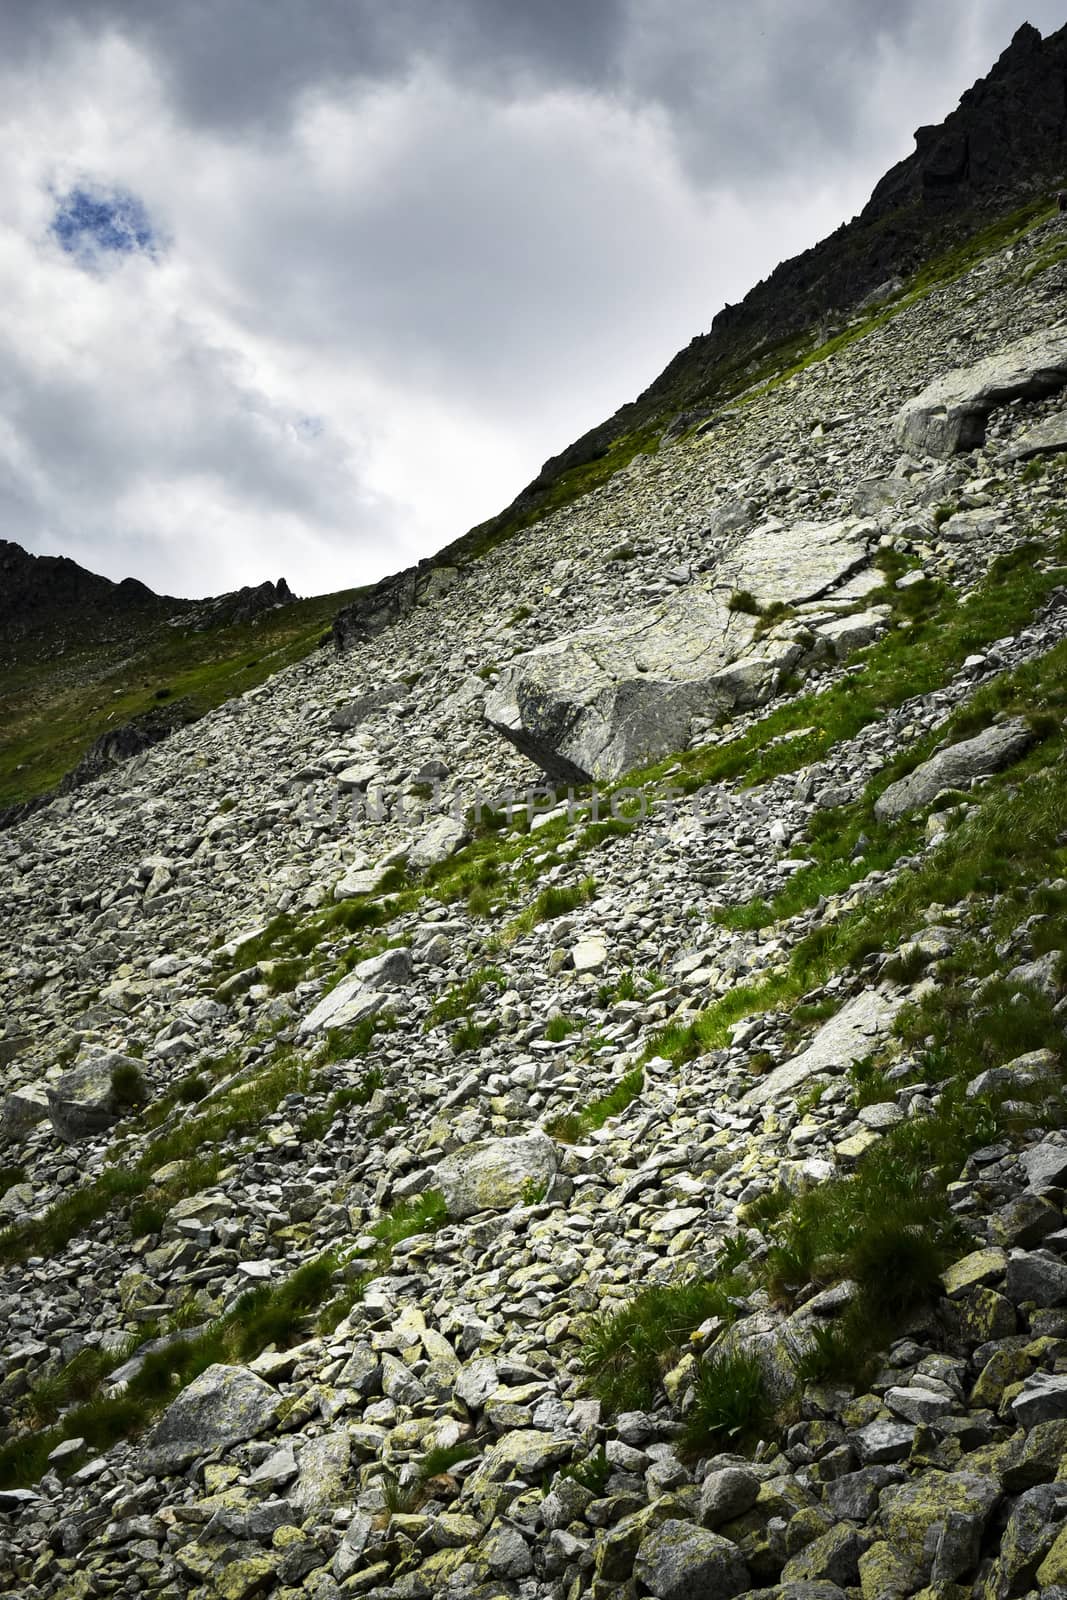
[7,217,1067,1600]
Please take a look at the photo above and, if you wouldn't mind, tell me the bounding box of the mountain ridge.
[334,20,1067,650]
[7,24,1067,1597]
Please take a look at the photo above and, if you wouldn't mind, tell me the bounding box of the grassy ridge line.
[0,586,362,810]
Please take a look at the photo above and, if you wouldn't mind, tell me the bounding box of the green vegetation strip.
[580,752,1067,1453]
[0,1188,452,1488]
[0,587,364,811]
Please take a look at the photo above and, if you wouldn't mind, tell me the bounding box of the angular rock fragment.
[634,1518,750,1600]
[145,1364,279,1469]
[874,717,1033,821]
[895,326,1067,456]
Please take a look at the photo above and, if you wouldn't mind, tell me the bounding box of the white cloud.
[0,5,1060,595]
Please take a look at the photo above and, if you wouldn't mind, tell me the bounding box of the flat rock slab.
[741,990,905,1108]
[874,717,1033,821]
[895,325,1067,456]
[437,1134,557,1218]
[297,973,385,1037]
[409,815,468,871]
[725,515,874,609]
[485,517,874,782]
[1001,408,1067,462]
[145,1364,278,1470]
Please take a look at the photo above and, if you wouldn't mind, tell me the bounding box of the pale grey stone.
[296,973,384,1037]
[895,325,1067,456]
[437,1134,557,1218]
[874,718,1033,821]
[485,518,874,781]
[741,990,904,1108]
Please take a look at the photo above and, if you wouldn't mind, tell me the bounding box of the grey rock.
[483,1523,534,1578]
[328,684,408,730]
[296,972,384,1037]
[894,325,1067,456]
[1005,1248,1067,1307]
[874,717,1033,820]
[333,1512,374,1581]
[1012,1373,1067,1427]
[46,1052,145,1142]
[1,1082,49,1137]
[408,814,468,870]
[825,1467,898,1522]
[437,1134,557,1218]
[700,1467,761,1527]
[1001,407,1067,462]
[929,1508,984,1586]
[741,989,904,1108]
[1006,950,1064,998]
[145,1364,278,1466]
[985,1483,1067,1598]
[292,1431,351,1515]
[780,1524,867,1588]
[541,1475,595,1530]
[634,1518,750,1600]
[854,1420,915,1466]
[353,946,413,988]
[1021,1136,1067,1191]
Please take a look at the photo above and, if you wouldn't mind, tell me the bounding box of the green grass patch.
[426,967,505,1029]
[581,1275,745,1414]
[547,1068,644,1143]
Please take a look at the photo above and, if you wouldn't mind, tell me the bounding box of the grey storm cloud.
[5,1,1064,176]
[0,2,1064,597]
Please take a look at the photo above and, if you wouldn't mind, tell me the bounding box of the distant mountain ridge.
[335,18,1067,653]
[504,21,1067,519]
[0,538,296,666]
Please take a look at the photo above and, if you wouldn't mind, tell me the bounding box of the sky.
[0,4,1064,599]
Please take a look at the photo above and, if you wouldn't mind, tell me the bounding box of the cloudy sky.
[0,3,1063,598]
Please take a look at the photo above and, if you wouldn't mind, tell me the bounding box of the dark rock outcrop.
[333,564,458,651]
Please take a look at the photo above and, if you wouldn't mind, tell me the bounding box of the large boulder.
[486,518,874,782]
[437,1134,557,1218]
[46,1052,146,1142]
[634,1519,750,1600]
[894,326,1067,456]
[145,1364,279,1470]
[741,989,905,1108]
[874,718,1033,821]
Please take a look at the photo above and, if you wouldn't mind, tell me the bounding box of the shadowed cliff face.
[0,540,164,637]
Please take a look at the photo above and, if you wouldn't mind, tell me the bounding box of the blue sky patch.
[50,185,161,268]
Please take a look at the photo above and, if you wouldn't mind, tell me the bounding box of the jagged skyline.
[0,3,1064,596]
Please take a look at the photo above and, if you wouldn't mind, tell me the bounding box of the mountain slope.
[0,541,360,816]
[7,27,1067,1600]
